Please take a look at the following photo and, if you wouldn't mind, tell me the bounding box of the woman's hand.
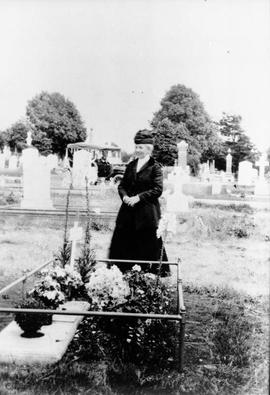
[123,195,140,207]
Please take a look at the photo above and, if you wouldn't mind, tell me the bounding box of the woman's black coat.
[116,156,163,230]
[109,156,169,275]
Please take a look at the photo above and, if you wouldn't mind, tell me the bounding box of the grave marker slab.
[0,301,89,365]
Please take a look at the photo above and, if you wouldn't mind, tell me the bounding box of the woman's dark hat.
[134,129,153,144]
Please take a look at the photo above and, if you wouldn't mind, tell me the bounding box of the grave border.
[0,258,186,371]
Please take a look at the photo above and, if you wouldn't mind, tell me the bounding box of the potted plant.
[14,297,51,338]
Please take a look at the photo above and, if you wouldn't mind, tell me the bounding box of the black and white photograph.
[0,0,269,394]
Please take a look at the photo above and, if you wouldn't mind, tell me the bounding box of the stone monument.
[165,169,191,212]
[72,150,97,188]
[254,154,270,196]
[21,133,54,209]
[0,151,5,169]
[238,161,257,186]
[9,155,18,170]
[177,141,189,172]
[226,149,232,173]
[3,146,11,159]
[164,141,192,212]
[209,160,215,174]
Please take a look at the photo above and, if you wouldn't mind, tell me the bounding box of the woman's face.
[135,144,149,159]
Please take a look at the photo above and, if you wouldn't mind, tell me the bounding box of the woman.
[109,129,170,276]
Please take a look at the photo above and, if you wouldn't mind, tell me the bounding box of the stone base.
[0,301,89,365]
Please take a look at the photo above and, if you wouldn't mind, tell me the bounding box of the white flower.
[85,265,130,310]
[132,265,141,272]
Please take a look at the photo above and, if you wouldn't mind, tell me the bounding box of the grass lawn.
[0,204,269,394]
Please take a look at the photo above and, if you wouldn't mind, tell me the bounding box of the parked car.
[109,163,126,183]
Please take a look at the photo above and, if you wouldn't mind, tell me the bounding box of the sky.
[0,0,269,153]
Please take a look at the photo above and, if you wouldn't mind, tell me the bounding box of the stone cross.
[256,154,269,180]
[69,221,83,268]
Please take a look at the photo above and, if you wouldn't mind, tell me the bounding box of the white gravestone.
[72,150,97,188]
[200,163,210,182]
[3,146,11,159]
[47,154,58,170]
[165,168,191,212]
[254,154,270,196]
[21,146,54,209]
[177,141,189,173]
[210,160,215,174]
[226,149,232,173]
[0,152,5,169]
[238,161,256,186]
[9,155,18,170]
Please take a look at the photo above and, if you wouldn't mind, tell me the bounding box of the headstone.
[210,160,215,174]
[177,141,188,172]
[165,168,191,212]
[9,155,18,170]
[21,146,54,209]
[0,152,5,169]
[226,149,232,173]
[3,146,11,159]
[254,154,270,196]
[47,154,58,170]
[200,162,210,182]
[238,161,255,186]
[72,150,97,188]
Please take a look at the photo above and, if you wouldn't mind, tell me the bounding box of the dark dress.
[109,156,170,276]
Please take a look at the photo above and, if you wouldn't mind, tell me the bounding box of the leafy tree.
[4,121,30,153]
[26,91,87,157]
[151,84,223,172]
[153,118,178,166]
[0,131,6,151]
[218,113,259,172]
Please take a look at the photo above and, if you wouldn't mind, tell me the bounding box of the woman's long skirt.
[108,225,170,276]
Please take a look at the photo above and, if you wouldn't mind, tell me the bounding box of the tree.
[267,147,270,163]
[151,84,223,172]
[4,121,30,153]
[0,131,6,151]
[152,118,178,166]
[26,91,87,157]
[218,113,259,172]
